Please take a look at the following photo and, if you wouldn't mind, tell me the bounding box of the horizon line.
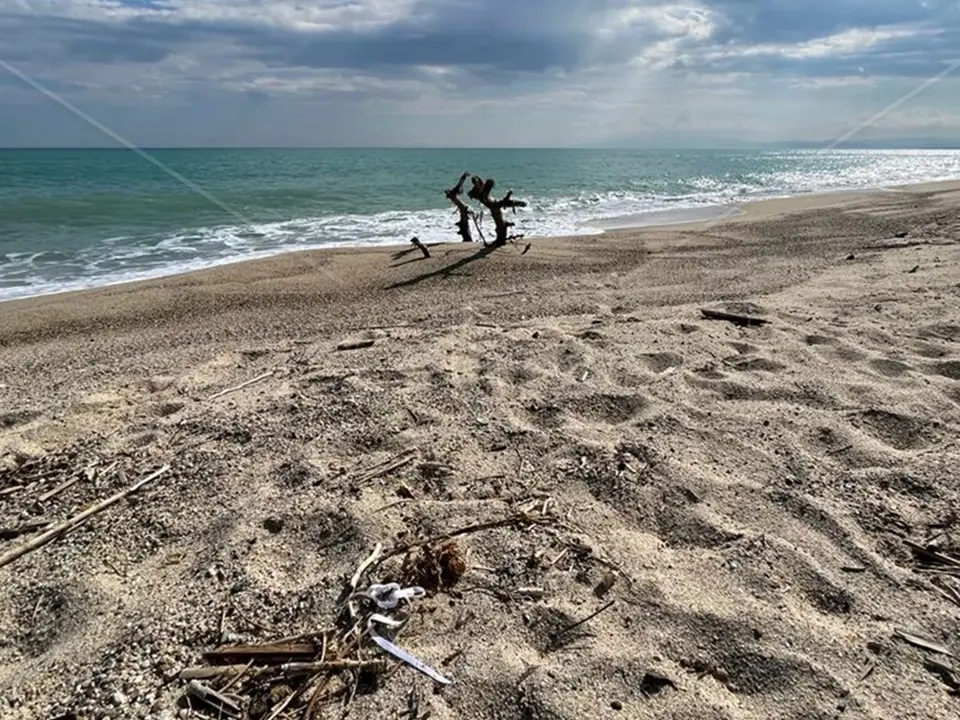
[2,140,960,151]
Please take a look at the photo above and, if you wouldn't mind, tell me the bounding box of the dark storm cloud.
[2,0,957,79]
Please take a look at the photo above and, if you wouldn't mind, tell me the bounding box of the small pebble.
[611,700,623,711]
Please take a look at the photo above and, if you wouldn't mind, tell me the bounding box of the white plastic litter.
[354,584,452,685]
[352,582,426,610]
[368,613,452,685]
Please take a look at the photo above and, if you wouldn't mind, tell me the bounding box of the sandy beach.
[1,181,959,719]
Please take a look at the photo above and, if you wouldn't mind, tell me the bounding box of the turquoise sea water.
[2,147,960,301]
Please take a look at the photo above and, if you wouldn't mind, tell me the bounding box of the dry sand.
[1,182,959,720]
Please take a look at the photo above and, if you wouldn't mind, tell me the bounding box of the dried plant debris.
[399,540,467,594]
[177,545,453,719]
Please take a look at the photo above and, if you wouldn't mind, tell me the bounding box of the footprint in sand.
[868,358,912,377]
[153,401,185,418]
[640,352,684,374]
[931,360,960,380]
[722,355,786,372]
[851,408,933,451]
[0,409,40,429]
[568,393,649,424]
[729,341,761,355]
[803,334,869,362]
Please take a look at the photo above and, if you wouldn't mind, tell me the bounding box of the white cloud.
[713,26,922,61]
[604,2,716,39]
[790,76,880,89]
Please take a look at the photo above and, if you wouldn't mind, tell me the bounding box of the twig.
[184,680,241,718]
[930,577,960,607]
[348,543,383,620]
[179,660,387,681]
[340,666,362,718]
[441,648,463,666]
[219,599,229,642]
[373,499,414,513]
[353,450,417,485]
[350,544,384,591]
[381,512,555,561]
[516,664,540,687]
[905,539,960,568]
[827,444,854,456]
[220,661,254,693]
[265,679,308,720]
[38,477,79,503]
[893,629,955,658]
[0,465,170,570]
[102,557,127,578]
[207,371,275,401]
[549,601,615,647]
[202,640,318,663]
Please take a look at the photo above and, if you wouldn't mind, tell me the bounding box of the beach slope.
[1,183,959,719]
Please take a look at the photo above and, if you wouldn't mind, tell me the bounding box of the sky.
[0,0,959,147]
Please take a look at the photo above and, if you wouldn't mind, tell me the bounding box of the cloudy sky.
[1,0,959,147]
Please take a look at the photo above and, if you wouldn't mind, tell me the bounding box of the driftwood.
[700,309,769,327]
[204,641,321,664]
[208,371,275,401]
[468,175,528,245]
[893,628,955,658]
[336,339,375,351]
[410,236,430,258]
[0,464,170,570]
[443,172,528,245]
[181,659,386,681]
[445,172,475,242]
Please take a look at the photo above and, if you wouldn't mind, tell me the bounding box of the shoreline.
[3,177,959,308]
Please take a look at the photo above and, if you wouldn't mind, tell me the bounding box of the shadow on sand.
[386,244,500,289]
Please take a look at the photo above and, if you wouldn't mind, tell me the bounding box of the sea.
[2,147,960,302]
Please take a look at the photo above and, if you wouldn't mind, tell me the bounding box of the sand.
[1,182,959,720]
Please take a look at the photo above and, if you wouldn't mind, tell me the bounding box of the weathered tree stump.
[467,175,528,245]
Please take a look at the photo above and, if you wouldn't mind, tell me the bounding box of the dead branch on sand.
[444,172,528,245]
[700,308,770,327]
[208,371,275,401]
[445,172,476,243]
[0,464,170,569]
[468,175,528,246]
